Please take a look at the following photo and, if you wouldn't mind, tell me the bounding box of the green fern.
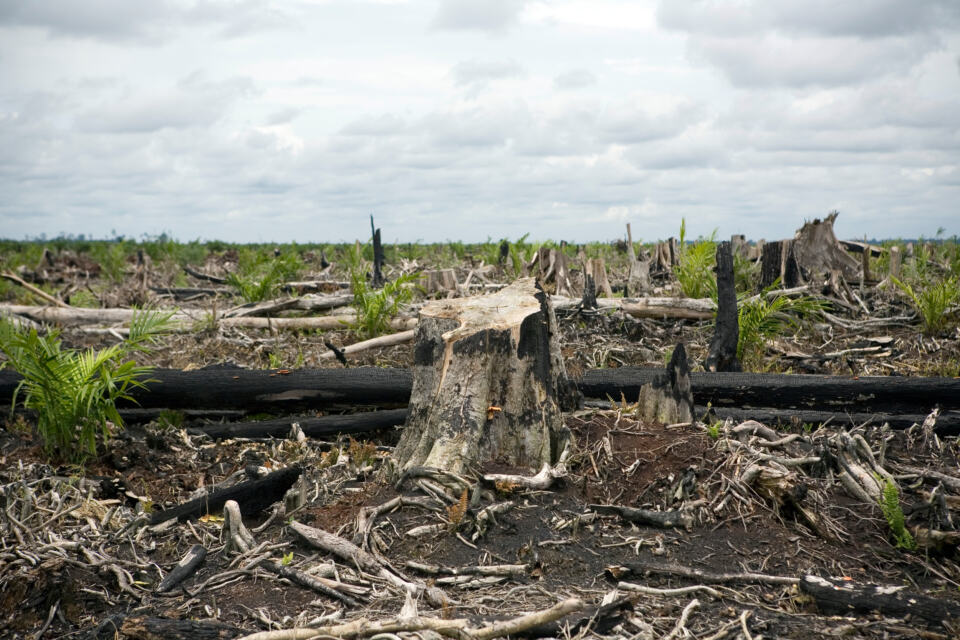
[0,310,172,463]
[737,282,823,367]
[673,218,718,299]
[880,479,916,551]
[892,275,960,336]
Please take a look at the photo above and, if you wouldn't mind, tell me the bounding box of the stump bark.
[394,278,576,474]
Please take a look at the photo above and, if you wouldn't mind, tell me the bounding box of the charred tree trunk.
[705,242,741,372]
[394,278,577,473]
[370,216,385,289]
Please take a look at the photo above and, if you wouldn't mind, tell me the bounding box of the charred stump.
[394,278,577,474]
[704,241,741,372]
[635,343,695,423]
[370,215,385,289]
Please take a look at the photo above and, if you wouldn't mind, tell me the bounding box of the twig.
[661,598,699,640]
[1,271,70,308]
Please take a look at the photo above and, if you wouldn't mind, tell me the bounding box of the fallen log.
[0,303,414,332]
[580,368,960,418]
[799,574,960,628]
[224,293,354,318]
[1,367,957,422]
[119,616,245,640]
[150,466,300,524]
[552,295,716,320]
[189,409,409,440]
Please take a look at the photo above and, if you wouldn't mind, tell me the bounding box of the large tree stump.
[394,278,576,473]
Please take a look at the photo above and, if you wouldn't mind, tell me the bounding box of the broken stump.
[394,278,577,474]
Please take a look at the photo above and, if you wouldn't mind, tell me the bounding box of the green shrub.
[0,311,172,463]
[892,275,960,336]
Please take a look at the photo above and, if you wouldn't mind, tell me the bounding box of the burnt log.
[190,408,408,440]
[155,544,207,593]
[150,466,300,524]
[800,574,960,628]
[119,616,245,640]
[704,241,740,372]
[580,369,960,420]
[394,278,577,473]
[3,367,958,428]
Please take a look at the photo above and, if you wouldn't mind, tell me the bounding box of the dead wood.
[318,329,416,360]
[395,278,576,473]
[371,217,385,289]
[580,254,614,297]
[625,223,650,297]
[184,265,229,284]
[234,598,583,640]
[421,269,459,295]
[799,574,960,628]
[259,560,361,607]
[482,461,567,491]
[190,408,408,440]
[155,544,207,593]
[150,466,301,524]
[288,520,448,607]
[589,504,694,529]
[1,270,71,308]
[704,241,741,372]
[529,247,575,296]
[632,343,695,424]
[551,295,717,319]
[119,616,245,640]
[224,294,353,318]
[609,561,799,586]
[0,303,414,332]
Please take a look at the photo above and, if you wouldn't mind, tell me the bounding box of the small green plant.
[673,219,718,299]
[892,275,960,336]
[349,264,418,340]
[267,352,284,369]
[155,409,184,430]
[706,422,721,440]
[281,551,294,566]
[226,251,303,303]
[737,282,823,368]
[879,479,915,551]
[0,310,172,463]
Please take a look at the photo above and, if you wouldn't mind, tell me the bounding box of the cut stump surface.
[394,278,576,474]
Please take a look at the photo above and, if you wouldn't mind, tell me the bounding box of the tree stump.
[394,278,577,474]
[704,241,741,372]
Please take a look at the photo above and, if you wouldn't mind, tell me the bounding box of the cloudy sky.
[1,1,958,243]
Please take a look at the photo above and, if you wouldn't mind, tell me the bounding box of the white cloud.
[0,0,291,43]
[431,0,530,33]
[450,59,525,94]
[0,0,957,242]
[553,69,596,90]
